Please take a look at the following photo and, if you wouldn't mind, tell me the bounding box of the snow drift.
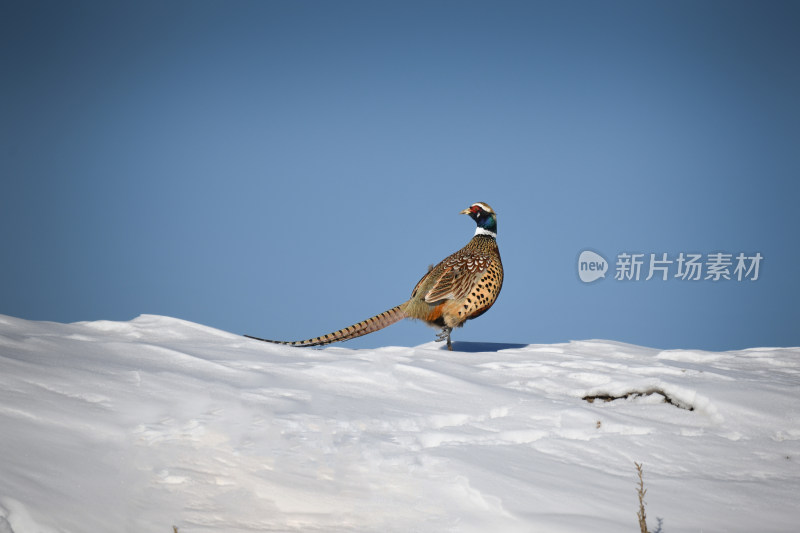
[0,314,798,532]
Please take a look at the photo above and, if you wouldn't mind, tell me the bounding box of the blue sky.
[2,1,798,350]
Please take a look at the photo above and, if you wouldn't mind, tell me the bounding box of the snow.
[1,314,798,533]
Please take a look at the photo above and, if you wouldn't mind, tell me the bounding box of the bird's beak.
[459,207,472,215]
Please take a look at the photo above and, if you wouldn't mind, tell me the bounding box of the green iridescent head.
[460,202,497,237]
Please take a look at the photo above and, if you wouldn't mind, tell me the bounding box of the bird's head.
[460,202,497,237]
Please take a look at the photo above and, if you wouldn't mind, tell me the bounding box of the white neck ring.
[475,227,497,238]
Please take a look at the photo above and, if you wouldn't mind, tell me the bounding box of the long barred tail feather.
[244,304,408,347]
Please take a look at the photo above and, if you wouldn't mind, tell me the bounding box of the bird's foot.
[435,327,453,351]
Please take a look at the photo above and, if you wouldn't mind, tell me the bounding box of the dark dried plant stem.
[635,462,649,533]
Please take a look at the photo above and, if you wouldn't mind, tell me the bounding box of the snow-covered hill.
[0,314,798,532]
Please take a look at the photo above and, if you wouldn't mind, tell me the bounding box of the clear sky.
[2,1,798,350]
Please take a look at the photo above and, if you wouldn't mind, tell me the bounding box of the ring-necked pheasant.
[246,202,503,350]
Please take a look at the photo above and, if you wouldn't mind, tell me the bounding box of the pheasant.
[246,202,503,350]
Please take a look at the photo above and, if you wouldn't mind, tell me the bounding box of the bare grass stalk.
[635,461,650,533]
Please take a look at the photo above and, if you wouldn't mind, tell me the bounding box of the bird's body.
[246,202,503,350]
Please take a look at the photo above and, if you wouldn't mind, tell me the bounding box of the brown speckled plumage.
[246,202,503,350]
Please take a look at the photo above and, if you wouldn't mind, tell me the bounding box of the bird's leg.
[435,326,453,351]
